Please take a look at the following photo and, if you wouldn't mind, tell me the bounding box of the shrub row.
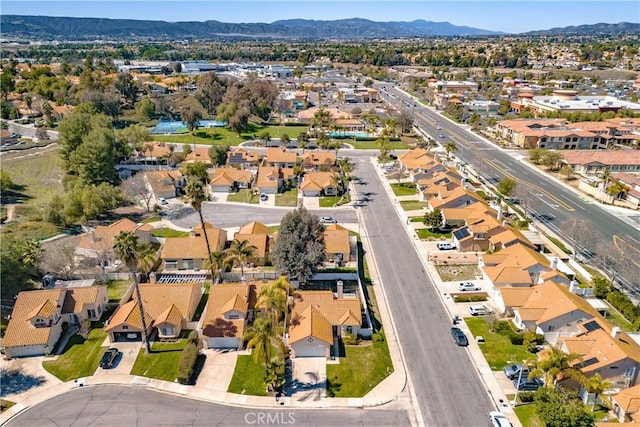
[494,320,544,346]
[176,331,201,385]
[453,295,487,303]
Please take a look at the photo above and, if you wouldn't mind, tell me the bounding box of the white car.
[436,242,456,250]
[489,411,513,427]
[157,198,169,205]
[321,216,337,224]
[458,281,481,292]
[469,304,492,316]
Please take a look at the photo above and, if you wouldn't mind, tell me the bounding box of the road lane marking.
[613,235,640,270]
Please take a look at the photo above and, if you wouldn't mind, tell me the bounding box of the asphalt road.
[353,160,494,426]
[380,84,640,296]
[5,385,411,427]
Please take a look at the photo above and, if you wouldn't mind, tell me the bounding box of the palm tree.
[581,373,610,411]
[184,180,215,282]
[444,141,458,159]
[297,132,309,153]
[529,345,584,388]
[600,168,611,192]
[245,315,285,384]
[225,238,257,277]
[113,231,152,354]
[376,136,391,160]
[204,250,228,283]
[256,277,293,329]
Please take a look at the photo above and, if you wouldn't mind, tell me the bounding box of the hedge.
[494,320,544,346]
[176,343,199,385]
[453,295,488,303]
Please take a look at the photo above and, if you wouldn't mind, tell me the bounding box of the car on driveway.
[458,281,480,292]
[513,377,543,391]
[503,364,530,380]
[436,242,456,250]
[450,327,468,346]
[99,347,120,369]
[157,198,169,205]
[260,193,269,201]
[489,411,513,427]
[321,216,337,224]
[468,304,492,316]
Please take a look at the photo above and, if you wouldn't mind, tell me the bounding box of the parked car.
[157,198,169,205]
[260,193,269,201]
[436,242,456,250]
[450,327,468,346]
[439,133,445,138]
[513,377,544,391]
[458,281,481,292]
[489,411,513,427]
[99,347,120,369]
[468,304,492,316]
[503,364,530,380]
[321,216,337,224]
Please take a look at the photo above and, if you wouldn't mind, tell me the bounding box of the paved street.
[5,385,411,427]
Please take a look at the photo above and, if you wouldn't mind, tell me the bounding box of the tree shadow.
[0,183,31,205]
[0,368,47,397]
[289,371,326,402]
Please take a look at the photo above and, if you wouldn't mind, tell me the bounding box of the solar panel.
[583,320,601,332]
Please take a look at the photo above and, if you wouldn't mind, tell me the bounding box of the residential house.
[288,290,362,358]
[494,286,535,316]
[2,289,66,358]
[76,218,153,265]
[266,147,297,169]
[233,221,271,266]
[61,285,109,325]
[297,107,350,124]
[323,223,352,264]
[441,202,495,229]
[227,148,261,169]
[512,280,596,342]
[134,142,173,164]
[300,171,338,197]
[427,187,484,211]
[255,166,284,194]
[452,213,504,252]
[209,167,253,193]
[161,223,227,272]
[202,282,263,349]
[609,384,640,422]
[479,242,551,288]
[184,147,213,166]
[612,172,640,208]
[143,170,185,200]
[300,152,336,170]
[561,150,640,175]
[560,319,640,390]
[398,147,436,172]
[105,282,201,341]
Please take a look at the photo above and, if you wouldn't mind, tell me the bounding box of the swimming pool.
[328,131,372,138]
[150,120,227,134]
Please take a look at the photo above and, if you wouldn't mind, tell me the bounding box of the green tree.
[535,388,594,427]
[135,97,156,122]
[114,72,138,104]
[245,315,285,386]
[195,72,227,114]
[497,178,517,197]
[68,125,118,185]
[208,145,229,167]
[297,132,309,153]
[0,73,15,101]
[113,231,152,354]
[271,207,326,283]
[423,208,443,229]
[57,103,100,169]
[529,148,546,164]
[311,107,332,130]
[376,136,391,160]
[280,132,291,145]
[541,151,563,171]
[559,164,575,180]
[181,161,209,182]
[258,131,271,146]
[530,345,584,388]
[444,141,458,159]
[592,275,611,299]
[225,238,257,277]
[180,106,202,132]
[581,373,610,411]
[204,251,229,283]
[184,180,215,282]
[256,276,293,329]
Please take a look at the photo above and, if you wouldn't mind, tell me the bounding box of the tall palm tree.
[530,345,584,388]
[204,250,228,283]
[444,141,458,159]
[113,231,152,354]
[184,179,215,282]
[297,133,309,153]
[245,315,285,382]
[600,168,611,192]
[581,373,610,411]
[225,238,257,277]
[376,136,391,160]
[256,277,293,329]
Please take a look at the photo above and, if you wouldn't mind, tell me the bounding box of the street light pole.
[512,362,526,407]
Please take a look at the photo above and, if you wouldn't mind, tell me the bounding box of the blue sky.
[2,1,639,33]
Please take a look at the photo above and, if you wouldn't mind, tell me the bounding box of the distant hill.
[1,15,638,41]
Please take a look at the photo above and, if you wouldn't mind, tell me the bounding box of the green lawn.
[353,141,409,150]
[326,340,393,397]
[42,328,108,381]
[142,216,162,223]
[0,399,16,413]
[319,194,350,207]
[514,403,543,427]
[275,188,298,207]
[106,280,132,302]
[130,338,189,382]
[416,229,452,240]
[399,200,429,211]
[410,216,424,223]
[604,304,634,332]
[226,189,259,204]
[151,228,189,238]
[227,355,268,396]
[390,183,417,196]
[465,317,534,371]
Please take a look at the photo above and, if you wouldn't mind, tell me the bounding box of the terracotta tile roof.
[135,283,201,321]
[301,152,336,168]
[291,290,361,327]
[612,385,640,413]
[517,307,547,321]
[266,147,297,164]
[338,310,361,325]
[256,166,280,190]
[153,304,184,327]
[499,287,535,308]
[210,167,253,186]
[202,283,256,339]
[442,202,494,222]
[483,242,550,284]
[77,218,144,252]
[184,147,212,164]
[485,266,534,285]
[301,172,337,191]
[324,224,346,232]
[105,300,152,332]
[562,150,640,167]
[161,225,226,259]
[61,286,106,314]
[289,305,333,345]
[520,281,596,324]
[297,107,349,121]
[3,289,66,348]
[140,142,172,159]
[143,170,183,198]
[227,148,260,165]
[324,228,350,255]
[560,327,635,373]
[238,221,269,235]
[399,148,437,170]
[221,293,248,315]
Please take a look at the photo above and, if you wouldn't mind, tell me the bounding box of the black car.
[513,377,543,391]
[99,347,120,369]
[450,327,468,346]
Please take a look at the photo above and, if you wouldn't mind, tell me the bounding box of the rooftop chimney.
[611,326,621,339]
[337,280,344,299]
[551,257,559,270]
[149,272,156,284]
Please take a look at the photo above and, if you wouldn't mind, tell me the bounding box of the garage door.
[113,332,142,342]
[293,342,327,358]
[6,344,46,358]
[206,337,239,349]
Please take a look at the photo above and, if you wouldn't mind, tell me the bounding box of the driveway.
[195,349,238,392]
[290,357,326,402]
[0,356,62,399]
[92,339,141,379]
[302,196,320,209]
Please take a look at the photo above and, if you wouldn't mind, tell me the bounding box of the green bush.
[372,330,385,343]
[453,295,488,303]
[519,392,535,403]
[342,332,358,345]
[188,330,199,345]
[176,343,198,385]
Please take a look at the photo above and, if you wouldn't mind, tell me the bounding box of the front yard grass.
[129,338,188,382]
[151,227,189,238]
[42,328,108,381]
[353,141,409,150]
[416,228,452,240]
[275,188,298,207]
[319,194,350,207]
[399,200,428,211]
[514,403,543,427]
[226,189,259,204]
[390,183,417,196]
[105,279,132,302]
[0,399,16,413]
[326,340,393,397]
[227,355,268,396]
[465,317,533,371]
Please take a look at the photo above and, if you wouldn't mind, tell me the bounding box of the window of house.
[228,313,240,320]
[547,325,555,331]
[624,367,635,377]
[87,309,96,319]
[346,326,353,334]
[165,260,178,269]
[122,325,129,330]
[182,259,194,270]
[161,327,175,336]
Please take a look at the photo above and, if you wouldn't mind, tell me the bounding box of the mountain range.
[1,15,638,41]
